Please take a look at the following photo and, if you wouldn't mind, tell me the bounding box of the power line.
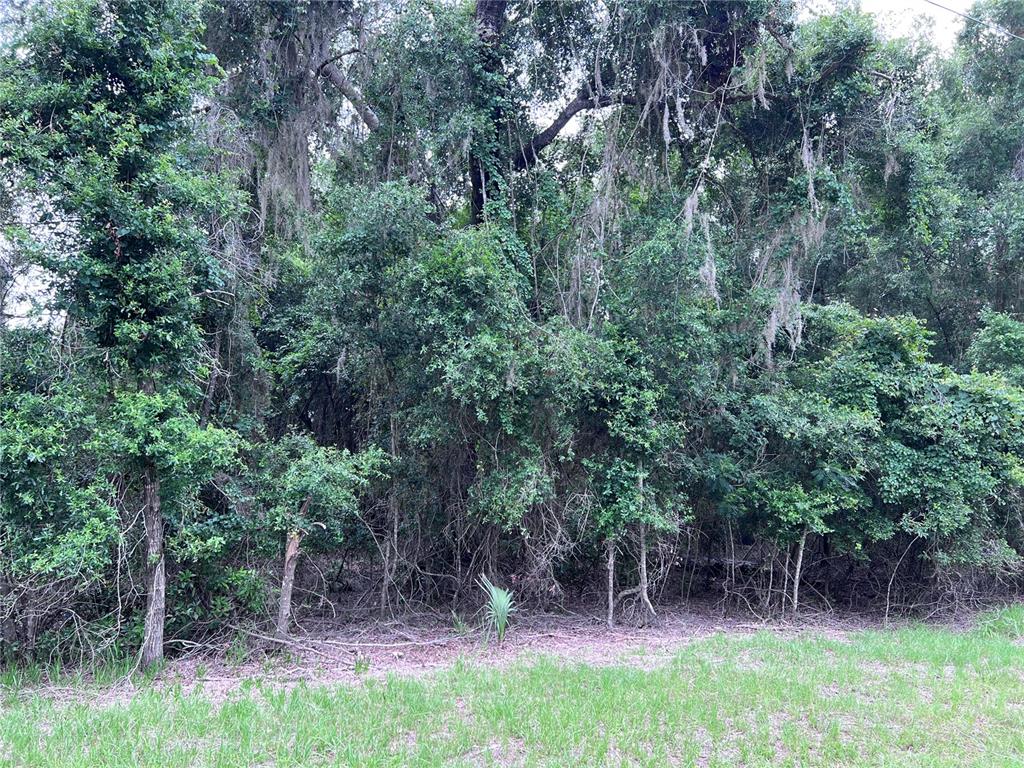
[920,0,1024,43]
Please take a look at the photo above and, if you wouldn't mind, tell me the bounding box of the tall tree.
[0,0,234,667]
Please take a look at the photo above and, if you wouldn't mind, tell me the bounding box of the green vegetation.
[478,575,515,642]
[3,0,1024,668]
[3,613,1024,767]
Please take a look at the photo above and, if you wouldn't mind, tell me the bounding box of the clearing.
[2,605,1023,767]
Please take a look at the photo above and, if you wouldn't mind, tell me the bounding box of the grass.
[2,610,1023,767]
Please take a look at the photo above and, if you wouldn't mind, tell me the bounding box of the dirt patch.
[10,602,939,708]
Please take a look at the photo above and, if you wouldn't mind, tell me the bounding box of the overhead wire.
[919,0,1024,43]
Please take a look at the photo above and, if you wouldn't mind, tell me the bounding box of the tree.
[0,0,235,667]
[250,434,385,641]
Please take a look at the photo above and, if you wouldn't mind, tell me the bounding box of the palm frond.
[478,574,515,642]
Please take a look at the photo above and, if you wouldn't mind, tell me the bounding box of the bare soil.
[43,599,953,707]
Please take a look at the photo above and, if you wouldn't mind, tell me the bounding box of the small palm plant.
[478,575,515,642]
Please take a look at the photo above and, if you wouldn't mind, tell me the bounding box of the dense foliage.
[3,0,1024,664]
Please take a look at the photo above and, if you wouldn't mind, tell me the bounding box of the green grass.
[2,612,1024,767]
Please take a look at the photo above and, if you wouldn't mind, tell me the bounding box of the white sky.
[864,0,974,48]
[804,0,974,50]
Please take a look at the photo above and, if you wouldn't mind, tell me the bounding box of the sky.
[862,0,973,48]
[806,0,975,50]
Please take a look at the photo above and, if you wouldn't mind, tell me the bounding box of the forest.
[2,0,1024,671]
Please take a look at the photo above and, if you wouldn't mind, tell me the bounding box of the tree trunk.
[763,543,775,611]
[635,462,656,624]
[791,528,807,617]
[638,523,657,624]
[275,496,311,642]
[199,330,222,428]
[380,415,399,617]
[0,578,14,662]
[379,510,398,618]
[140,461,165,670]
[275,529,305,642]
[469,0,509,224]
[605,539,616,628]
[782,546,791,614]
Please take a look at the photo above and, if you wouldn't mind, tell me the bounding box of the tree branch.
[318,61,380,132]
[514,90,636,172]
[512,83,769,173]
[764,21,795,56]
[313,48,362,79]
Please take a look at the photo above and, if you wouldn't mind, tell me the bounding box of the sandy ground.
[24,601,931,707]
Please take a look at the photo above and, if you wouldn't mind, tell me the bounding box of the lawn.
[2,609,1024,767]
